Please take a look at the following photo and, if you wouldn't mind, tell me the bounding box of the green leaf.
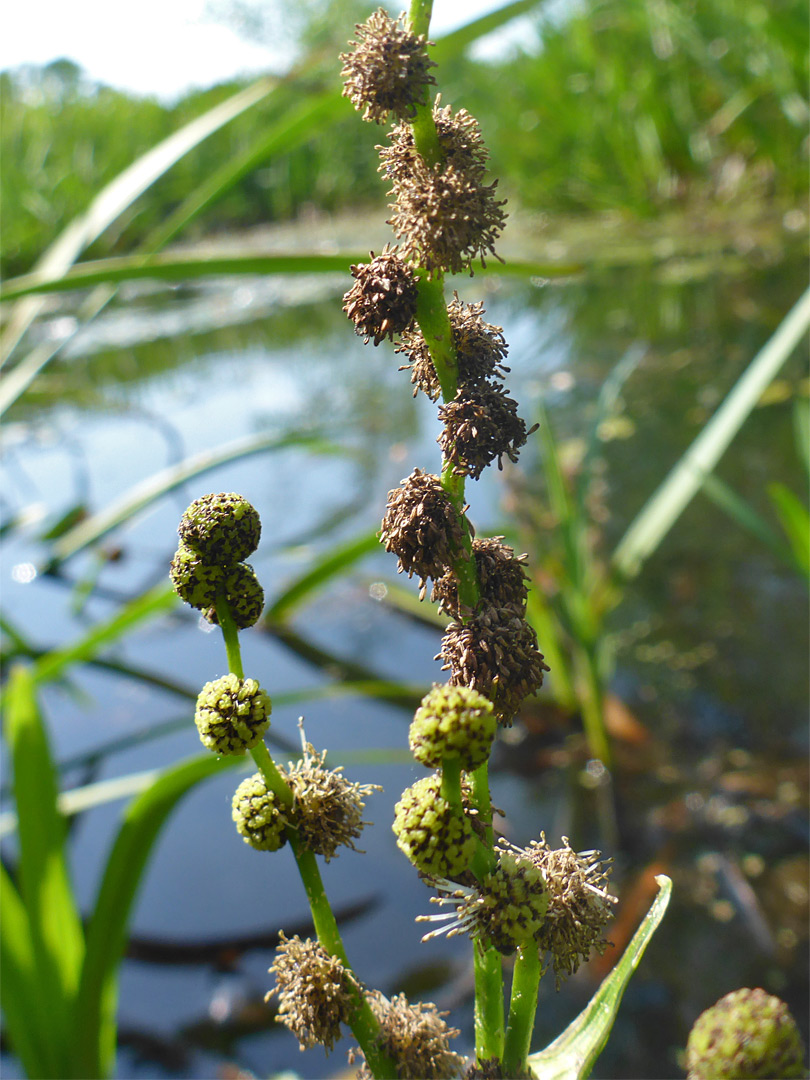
[3,665,85,1077]
[72,753,234,1079]
[527,875,672,1080]
[613,287,810,578]
[266,529,381,622]
[0,862,51,1079]
[768,482,810,579]
[700,472,795,564]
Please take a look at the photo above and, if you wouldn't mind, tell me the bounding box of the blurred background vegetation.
[2,0,807,278]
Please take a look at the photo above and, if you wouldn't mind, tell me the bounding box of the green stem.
[215,596,244,678]
[474,945,505,1065]
[502,943,542,1077]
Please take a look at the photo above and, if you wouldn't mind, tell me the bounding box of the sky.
[1,0,521,100]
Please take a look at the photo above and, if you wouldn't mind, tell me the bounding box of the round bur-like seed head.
[170,542,223,610]
[194,673,271,755]
[410,684,496,772]
[232,772,288,852]
[393,774,476,878]
[179,492,261,564]
[686,988,806,1080]
[204,562,264,629]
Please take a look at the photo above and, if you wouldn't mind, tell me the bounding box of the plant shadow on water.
[1,237,808,1077]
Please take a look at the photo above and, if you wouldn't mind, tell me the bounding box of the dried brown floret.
[433,537,529,618]
[438,607,549,725]
[340,8,436,125]
[526,835,617,987]
[438,383,530,479]
[396,295,510,401]
[343,245,418,346]
[379,468,465,594]
[353,991,465,1079]
[379,99,491,184]
[267,932,361,1052]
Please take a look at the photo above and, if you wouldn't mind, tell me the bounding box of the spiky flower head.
[194,673,271,755]
[438,383,530,479]
[280,741,381,861]
[343,245,418,345]
[380,469,464,594]
[393,774,477,878]
[170,541,224,610]
[526,835,617,986]
[203,562,264,629]
[178,492,261,565]
[686,988,806,1080]
[439,608,550,725]
[396,294,510,401]
[418,842,549,955]
[380,99,491,185]
[409,684,496,772]
[353,991,465,1080]
[433,537,529,619]
[267,932,361,1053]
[340,8,436,125]
[232,772,288,852]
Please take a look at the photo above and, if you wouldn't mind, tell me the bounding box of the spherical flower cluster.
[409,684,496,772]
[393,774,477,878]
[232,772,288,852]
[353,991,465,1080]
[340,8,436,125]
[267,932,361,1053]
[686,988,806,1080]
[170,493,264,628]
[343,245,418,346]
[380,469,465,594]
[438,383,529,479]
[194,673,271,755]
[281,743,380,861]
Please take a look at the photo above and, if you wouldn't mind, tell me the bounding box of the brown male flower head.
[353,991,465,1080]
[438,382,530,479]
[343,245,418,345]
[380,468,465,595]
[340,8,436,125]
[396,294,510,401]
[380,99,491,184]
[433,537,530,618]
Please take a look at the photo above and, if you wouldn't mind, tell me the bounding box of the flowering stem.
[474,945,505,1064]
[215,596,244,679]
[502,943,542,1077]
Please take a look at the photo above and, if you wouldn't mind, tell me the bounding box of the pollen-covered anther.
[178,492,261,565]
[433,537,529,619]
[396,294,510,401]
[438,383,530,479]
[418,844,548,955]
[232,772,288,852]
[409,684,496,772]
[203,562,264,629]
[379,468,465,594]
[194,673,271,755]
[280,742,381,861]
[439,607,550,725]
[343,245,418,345]
[523,835,617,986]
[170,541,224,610]
[352,991,465,1080]
[393,774,477,878]
[340,8,436,125]
[267,932,361,1053]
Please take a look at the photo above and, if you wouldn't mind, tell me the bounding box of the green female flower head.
[178,492,261,565]
[343,245,418,346]
[169,541,224,610]
[281,742,381,862]
[194,673,271,755]
[267,932,361,1053]
[340,8,436,125]
[354,991,465,1080]
[232,772,288,852]
[203,562,265,629]
[686,988,806,1080]
[418,842,549,956]
[409,684,496,772]
[393,774,477,878]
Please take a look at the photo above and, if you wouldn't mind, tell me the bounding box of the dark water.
[1,238,807,1079]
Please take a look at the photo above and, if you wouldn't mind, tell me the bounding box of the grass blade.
[72,753,234,1078]
[266,529,380,621]
[767,482,810,578]
[699,472,796,564]
[613,287,810,579]
[527,875,672,1080]
[3,665,85,1077]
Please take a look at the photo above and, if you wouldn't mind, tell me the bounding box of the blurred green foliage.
[1,0,807,278]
